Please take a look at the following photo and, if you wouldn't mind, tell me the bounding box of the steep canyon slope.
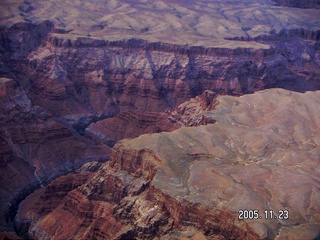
[0,0,320,239]
[0,77,110,231]
[16,88,320,239]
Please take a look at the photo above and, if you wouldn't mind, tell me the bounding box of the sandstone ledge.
[17,88,320,239]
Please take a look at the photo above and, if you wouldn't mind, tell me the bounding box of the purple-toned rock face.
[0,0,319,239]
[273,0,320,8]
[14,88,320,240]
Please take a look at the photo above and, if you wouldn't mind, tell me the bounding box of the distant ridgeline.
[273,0,320,8]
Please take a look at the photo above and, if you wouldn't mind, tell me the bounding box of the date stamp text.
[238,209,289,220]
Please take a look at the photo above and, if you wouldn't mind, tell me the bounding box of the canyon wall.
[0,20,320,238]
[15,88,320,239]
[0,76,110,232]
[2,21,320,135]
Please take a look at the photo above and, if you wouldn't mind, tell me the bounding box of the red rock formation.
[0,10,319,238]
[169,90,218,126]
[2,21,318,153]
[1,22,319,148]
[0,78,110,231]
[14,161,102,237]
[85,111,179,145]
[85,90,219,147]
[16,89,320,239]
[3,22,320,115]
[21,157,259,240]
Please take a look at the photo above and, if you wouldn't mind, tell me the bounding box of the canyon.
[15,88,320,240]
[0,0,320,239]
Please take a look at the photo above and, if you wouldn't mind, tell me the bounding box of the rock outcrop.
[0,1,320,237]
[14,161,102,237]
[169,90,218,126]
[0,77,110,231]
[16,89,320,239]
[1,20,319,145]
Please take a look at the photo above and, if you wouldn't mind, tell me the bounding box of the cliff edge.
[16,88,320,239]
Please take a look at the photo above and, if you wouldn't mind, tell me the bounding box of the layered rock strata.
[1,19,320,237]
[16,89,320,239]
[0,77,110,231]
[0,0,319,238]
[1,21,320,145]
[14,161,102,237]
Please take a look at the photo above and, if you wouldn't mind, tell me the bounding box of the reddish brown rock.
[14,161,102,237]
[85,89,219,145]
[0,231,22,240]
[0,3,320,237]
[0,78,110,231]
[169,90,218,126]
[85,111,179,146]
[1,20,319,154]
[16,89,320,239]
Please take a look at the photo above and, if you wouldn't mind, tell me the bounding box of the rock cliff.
[1,21,320,145]
[0,77,110,232]
[0,1,320,237]
[16,88,320,239]
[1,19,320,237]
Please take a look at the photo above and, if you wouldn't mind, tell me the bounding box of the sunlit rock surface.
[17,89,320,239]
[1,0,320,48]
[0,0,320,238]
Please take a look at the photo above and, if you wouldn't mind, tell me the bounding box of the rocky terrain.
[0,77,110,232]
[0,0,320,239]
[15,89,320,239]
[1,0,320,47]
[273,0,320,9]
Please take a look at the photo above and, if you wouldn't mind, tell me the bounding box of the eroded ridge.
[16,89,320,239]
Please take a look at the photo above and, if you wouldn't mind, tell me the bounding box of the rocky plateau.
[0,0,320,239]
[14,88,320,240]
